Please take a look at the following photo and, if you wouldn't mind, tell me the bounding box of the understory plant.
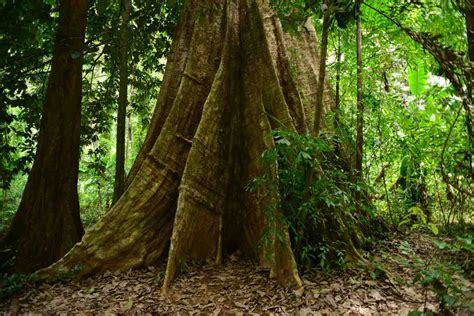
[395,240,473,315]
[250,129,381,269]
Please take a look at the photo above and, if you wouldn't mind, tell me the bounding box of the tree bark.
[39,0,338,290]
[1,0,88,272]
[467,1,474,68]
[466,0,474,176]
[355,0,364,178]
[335,30,341,128]
[297,1,332,259]
[112,0,131,204]
[313,0,331,137]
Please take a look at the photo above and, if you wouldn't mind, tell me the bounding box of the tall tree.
[466,1,474,80]
[112,0,132,204]
[355,0,364,177]
[465,0,474,177]
[1,0,88,272]
[335,29,342,128]
[313,0,331,137]
[39,0,360,292]
[465,0,474,142]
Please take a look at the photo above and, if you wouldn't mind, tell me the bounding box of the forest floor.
[0,232,472,315]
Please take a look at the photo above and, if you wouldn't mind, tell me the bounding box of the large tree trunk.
[1,0,88,272]
[39,0,335,290]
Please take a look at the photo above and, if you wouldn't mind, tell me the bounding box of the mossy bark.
[39,0,336,290]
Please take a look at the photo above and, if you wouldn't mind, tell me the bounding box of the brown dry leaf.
[234,302,249,310]
[369,289,385,301]
[303,279,316,286]
[297,307,316,315]
[256,290,266,297]
[293,286,305,297]
[356,306,373,315]
[170,293,183,301]
[330,283,341,291]
[324,295,337,308]
[365,280,377,287]
[2,235,469,316]
[403,286,421,300]
[342,300,352,308]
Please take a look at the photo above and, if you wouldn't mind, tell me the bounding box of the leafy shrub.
[249,129,380,268]
[0,273,37,300]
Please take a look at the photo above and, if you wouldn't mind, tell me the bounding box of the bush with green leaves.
[0,273,38,300]
[249,129,379,268]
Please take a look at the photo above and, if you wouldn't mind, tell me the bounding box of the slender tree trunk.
[112,0,131,204]
[313,0,331,137]
[355,0,364,177]
[0,190,5,221]
[466,0,474,176]
[126,112,132,168]
[97,173,103,211]
[466,1,474,84]
[1,0,88,272]
[335,29,341,128]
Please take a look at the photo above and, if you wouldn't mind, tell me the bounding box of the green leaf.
[429,223,439,236]
[276,138,291,146]
[301,152,312,161]
[408,61,428,97]
[434,240,449,250]
[408,206,426,224]
[457,236,472,244]
[398,218,411,228]
[442,293,456,306]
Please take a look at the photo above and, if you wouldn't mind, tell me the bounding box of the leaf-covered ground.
[1,233,472,314]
